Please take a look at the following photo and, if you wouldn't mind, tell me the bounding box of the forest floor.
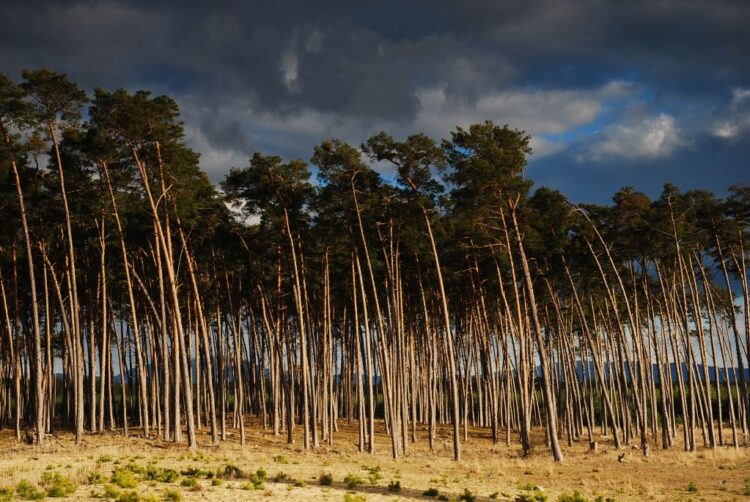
[0,420,748,502]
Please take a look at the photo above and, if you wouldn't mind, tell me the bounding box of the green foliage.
[221,464,244,479]
[343,494,366,502]
[111,468,138,489]
[88,471,106,484]
[179,479,196,488]
[687,482,698,493]
[362,465,381,485]
[319,473,333,486]
[423,487,440,497]
[515,491,548,502]
[41,472,77,497]
[0,486,13,502]
[116,491,139,502]
[272,455,289,464]
[344,474,363,489]
[387,480,401,492]
[146,467,179,483]
[459,488,476,502]
[293,479,307,487]
[16,480,46,500]
[162,489,182,502]
[558,492,589,502]
[102,484,122,499]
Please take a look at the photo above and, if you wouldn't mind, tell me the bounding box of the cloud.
[584,113,683,160]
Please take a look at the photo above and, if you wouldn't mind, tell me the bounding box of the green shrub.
[344,474,363,489]
[102,484,122,499]
[16,480,46,500]
[255,468,268,481]
[362,465,381,485]
[211,479,222,486]
[343,494,366,502]
[558,492,588,502]
[293,479,307,487]
[111,468,138,489]
[744,478,750,496]
[88,471,106,484]
[687,482,698,493]
[459,488,476,502]
[387,480,401,493]
[116,491,139,502]
[179,479,196,488]
[41,472,77,497]
[146,467,179,484]
[273,472,290,483]
[0,486,14,502]
[272,455,289,464]
[423,487,440,497]
[319,473,333,486]
[162,489,182,502]
[221,464,244,479]
[515,493,548,502]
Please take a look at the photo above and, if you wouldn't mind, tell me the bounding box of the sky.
[1,0,749,204]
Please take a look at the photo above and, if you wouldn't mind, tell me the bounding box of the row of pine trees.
[1,69,749,462]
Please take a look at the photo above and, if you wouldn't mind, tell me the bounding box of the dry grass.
[0,420,747,501]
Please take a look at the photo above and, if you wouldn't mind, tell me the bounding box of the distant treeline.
[1,69,749,461]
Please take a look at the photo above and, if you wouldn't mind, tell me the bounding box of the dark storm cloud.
[1,0,749,195]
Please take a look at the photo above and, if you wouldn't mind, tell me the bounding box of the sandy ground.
[0,420,748,501]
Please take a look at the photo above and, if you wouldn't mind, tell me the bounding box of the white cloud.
[731,87,750,107]
[585,113,682,160]
[412,81,633,158]
[714,122,739,139]
[280,46,299,92]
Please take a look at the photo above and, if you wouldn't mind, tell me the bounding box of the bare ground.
[0,420,748,501]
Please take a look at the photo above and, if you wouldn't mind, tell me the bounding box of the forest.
[1,68,749,465]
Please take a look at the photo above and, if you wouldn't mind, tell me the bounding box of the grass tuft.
[41,472,77,498]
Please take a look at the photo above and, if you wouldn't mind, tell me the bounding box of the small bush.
[273,472,290,483]
[387,480,401,493]
[343,494,366,502]
[344,474,363,489]
[179,479,196,488]
[489,493,499,500]
[41,472,77,497]
[558,492,588,502]
[515,493,548,502]
[98,455,114,463]
[362,465,381,485]
[744,478,750,496]
[146,467,179,484]
[88,471,106,485]
[111,468,138,489]
[162,489,182,502]
[293,479,307,488]
[211,479,222,486]
[0,486,14,502]
[255,468,268,481]
[460,488,476,502]
[16,480,46,500]
[221,464,244,479]
[272,455,289,464]
[116,491,139,502]
[687,482,698,493]
[593,497,616,502]
[102,484,122,499]
[423,487,440,497]
[319,473,333,486]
